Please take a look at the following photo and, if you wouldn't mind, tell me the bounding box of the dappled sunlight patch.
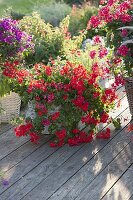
[82,156,88,163]
[103,178,131,200]
[1,163,11,172]
[92,155,103,175]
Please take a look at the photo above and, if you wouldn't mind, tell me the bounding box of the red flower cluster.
[3,61,31,83]
[14,123,33,137]
[35,103,48,116]
[96,128,111,139]
[14,123,40,144]
[81,114,99,125]
[88,0,132,29]
[30,132,40,144]
[102,88,117,104]
[72,96,89,112]
[100,112,109,123]
[93,35,103,44]
[99,47,108,58]
[4,59,116,147]
[68,131,93,146]
[51,112,60,121]
[117,45,129,56]
[89,50,96,59]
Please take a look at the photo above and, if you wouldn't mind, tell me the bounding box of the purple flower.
[2,179,9,186]
[0,18,34,59]
[4,36,14,44]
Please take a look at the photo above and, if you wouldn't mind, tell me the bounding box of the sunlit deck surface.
[0,86,133,200]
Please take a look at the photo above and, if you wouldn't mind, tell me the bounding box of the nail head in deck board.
[102,164,133,200]
[48,114,132,200]
[75,143,132,200]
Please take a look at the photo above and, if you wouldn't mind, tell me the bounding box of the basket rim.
[124,77,133,83]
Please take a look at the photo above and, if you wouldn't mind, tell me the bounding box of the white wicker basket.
[0,92,21,123]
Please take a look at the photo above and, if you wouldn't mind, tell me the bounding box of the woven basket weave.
[125,77,133,116]
[0,92,21,123]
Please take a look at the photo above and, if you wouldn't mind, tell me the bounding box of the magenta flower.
[2,179,9,186]
[117,45,129,56]
[42,119,51,126]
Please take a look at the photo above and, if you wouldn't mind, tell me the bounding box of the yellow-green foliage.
[19,13,64,64]
[19,13,85,64]
[20,12,52,39]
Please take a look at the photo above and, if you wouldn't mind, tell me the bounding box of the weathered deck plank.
[0,87,132,200]
[0,112,130,200]
[0,135,50,172]
[18,110,131,200]
[0,124,12,135]
[102,164,133,200]
[75,143,132,200]
[0,141,59,194]
[48,110,132,200]
[0,128,29,160]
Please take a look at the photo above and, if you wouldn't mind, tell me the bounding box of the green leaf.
[112,118,121,130]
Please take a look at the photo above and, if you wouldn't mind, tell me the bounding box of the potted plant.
[1,15,120,145]
[4,49,117,146]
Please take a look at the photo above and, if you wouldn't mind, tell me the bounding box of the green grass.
[0,0,55,17]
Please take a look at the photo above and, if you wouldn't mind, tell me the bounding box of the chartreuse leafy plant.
[19,12,64,64]
[54,36,112,73]
[19,13,85,65]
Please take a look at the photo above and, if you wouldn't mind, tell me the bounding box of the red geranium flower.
[96,128,111,139]
[29,132,40,144]
[51,112,60,121]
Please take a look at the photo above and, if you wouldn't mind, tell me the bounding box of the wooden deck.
[0,87,133,200]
